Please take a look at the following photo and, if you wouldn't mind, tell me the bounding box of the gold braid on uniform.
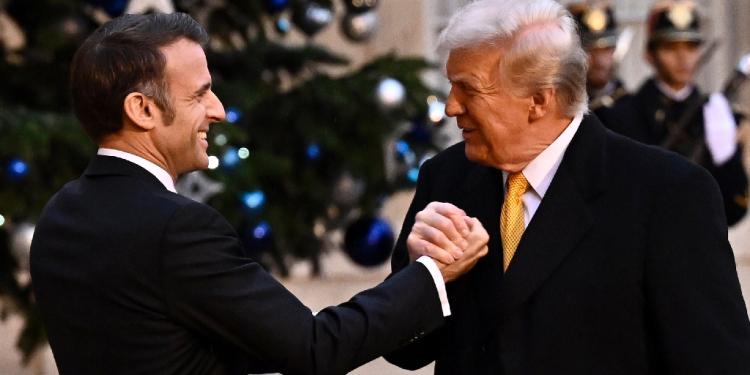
[590,87,628,111]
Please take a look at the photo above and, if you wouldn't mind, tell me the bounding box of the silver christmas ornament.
[11,222,35,270]
[175,171,225,204]
[341,11,378,42]
[376,78,406,109]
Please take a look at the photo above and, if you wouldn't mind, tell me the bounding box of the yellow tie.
[501,172,529,271]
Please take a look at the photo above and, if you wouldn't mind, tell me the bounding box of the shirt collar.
[502,111,584,198]
[655,80,694,102]
[97,148,177,193]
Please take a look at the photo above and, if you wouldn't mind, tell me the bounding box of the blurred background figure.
[612,0,748,226]
[567,1,631,131]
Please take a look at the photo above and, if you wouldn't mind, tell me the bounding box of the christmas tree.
[0,0,446,361]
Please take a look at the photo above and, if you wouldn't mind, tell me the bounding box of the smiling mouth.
[197,131,207,140]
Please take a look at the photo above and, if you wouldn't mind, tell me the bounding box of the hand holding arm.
[406,201,472,264]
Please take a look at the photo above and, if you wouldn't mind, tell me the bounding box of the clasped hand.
[407,202,489,282]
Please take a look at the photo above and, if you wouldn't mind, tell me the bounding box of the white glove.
[703,92,738,165]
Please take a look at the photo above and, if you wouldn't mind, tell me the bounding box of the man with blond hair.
[384,0,750,373]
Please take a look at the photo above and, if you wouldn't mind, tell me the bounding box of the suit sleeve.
[645,162,750,373]
[158,202,445,375]
[384,157,446,370]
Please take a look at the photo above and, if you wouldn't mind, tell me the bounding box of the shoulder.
[604,130,715,189]
[422,141,474,175]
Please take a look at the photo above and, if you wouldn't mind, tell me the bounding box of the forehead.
[446,47,504,81]
[161,39,210,87]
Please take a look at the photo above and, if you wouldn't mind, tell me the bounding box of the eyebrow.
[449,74,477,87]
[194,82,211,96]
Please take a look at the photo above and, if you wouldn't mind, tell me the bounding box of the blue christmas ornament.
[263,0,289,13]
[396,140,410,155]
[84,0,128,17]
[238,220,273,256]
[225,108,242,123]
[7,158,29,180]
[306,143,321,160]
[407,168,419,183]
[344,217,395,267]
[252,221,271,240]
[395,140,416,166]
[240,190,266,215]
[276,16,292,35]
[221,147,240,169]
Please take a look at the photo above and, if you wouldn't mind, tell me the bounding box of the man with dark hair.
[567,2,631,132]
[29,12,489,375]
[613,1,748,225]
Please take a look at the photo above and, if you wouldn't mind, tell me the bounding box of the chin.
[464,144,490,166]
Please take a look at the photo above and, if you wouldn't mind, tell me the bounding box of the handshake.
[406,202,490,282]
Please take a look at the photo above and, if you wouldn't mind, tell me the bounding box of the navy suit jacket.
[30,155,444,375]
[385,115,750,374]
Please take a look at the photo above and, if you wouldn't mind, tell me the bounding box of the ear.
[529,89,554,121]
[123,92,158,131]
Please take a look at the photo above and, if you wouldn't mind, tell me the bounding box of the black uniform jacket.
[612,78,748,225]
[30,155,444,375]
[385,115,750,374]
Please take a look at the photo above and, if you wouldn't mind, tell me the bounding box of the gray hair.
[438,0,589,117]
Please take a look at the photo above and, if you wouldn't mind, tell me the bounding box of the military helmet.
[647,1,703,45]
[568,2,618,50]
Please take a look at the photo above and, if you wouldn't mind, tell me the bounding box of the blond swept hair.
[438,0,589,117]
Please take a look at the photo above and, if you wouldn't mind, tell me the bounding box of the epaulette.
[590,86,629,111]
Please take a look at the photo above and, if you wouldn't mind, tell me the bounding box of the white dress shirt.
[502,112,584,226]
[97,148,451,316]
[97,148,177,193]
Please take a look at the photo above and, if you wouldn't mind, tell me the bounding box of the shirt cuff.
[416,256,451,317]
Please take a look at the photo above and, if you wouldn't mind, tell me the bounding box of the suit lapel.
[495,115,608,327]
[451,163,506,327]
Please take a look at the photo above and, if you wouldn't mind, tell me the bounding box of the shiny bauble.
[333,172,366,207]
[376,78,406,109]
[84,0,128,17]
[428,100,446,125]
[341,11,378,42]
[344,217,394,267]
[11,222,35,270]
[292,2,333,37]
[238,220,273,257]
[344,0,379,14]
[221,147,241,170]
[6,158,29,181]
[240,190,266,216]
[275,15,292,35]
[263,0,290,13]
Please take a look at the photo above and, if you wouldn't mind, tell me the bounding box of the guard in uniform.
[613,1,748,225]
[568,2,630,132]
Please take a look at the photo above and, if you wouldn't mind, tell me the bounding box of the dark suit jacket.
[612,78,748,226]
[30,155,444,375]
[385,115,750,374]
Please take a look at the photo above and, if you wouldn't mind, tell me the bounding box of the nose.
[206,90,226,123]
[445,88,465,117]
